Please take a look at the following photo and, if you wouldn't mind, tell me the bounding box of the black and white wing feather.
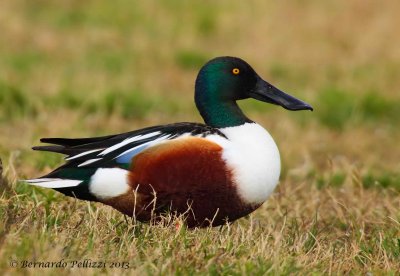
[32,122,226,169]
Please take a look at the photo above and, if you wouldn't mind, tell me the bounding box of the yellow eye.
[232,68,240,75]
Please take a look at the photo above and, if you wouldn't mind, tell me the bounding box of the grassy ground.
[1,0,400,274]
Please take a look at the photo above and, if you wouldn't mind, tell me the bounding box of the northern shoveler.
[27,57,312,228]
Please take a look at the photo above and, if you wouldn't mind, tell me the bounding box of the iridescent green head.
[195,56,312,128]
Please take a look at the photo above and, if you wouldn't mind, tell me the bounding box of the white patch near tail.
[89,168,130,199]
[26,178,82,188]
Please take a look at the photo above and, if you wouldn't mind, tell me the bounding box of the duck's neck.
[196,99,252,128]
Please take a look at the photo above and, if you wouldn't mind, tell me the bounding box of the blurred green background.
[1,0,399,189]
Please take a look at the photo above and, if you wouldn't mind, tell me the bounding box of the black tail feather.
[33,145,65,153]
[32,145,84,156]
[40,135,116,147]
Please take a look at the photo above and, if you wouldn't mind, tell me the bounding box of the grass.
[1,0,400,274]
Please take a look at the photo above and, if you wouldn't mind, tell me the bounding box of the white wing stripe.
[66,149,103,161]
[100,131,161,156]
[114,135,170,159]
[78,158,102,167]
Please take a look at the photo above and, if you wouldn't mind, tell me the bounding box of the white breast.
[207,123,281,205]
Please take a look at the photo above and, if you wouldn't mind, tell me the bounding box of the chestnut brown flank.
[103,137,260,227]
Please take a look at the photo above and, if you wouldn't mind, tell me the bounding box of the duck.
[27,56,312,228]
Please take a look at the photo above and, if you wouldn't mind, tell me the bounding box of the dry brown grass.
[1,164,399,274]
